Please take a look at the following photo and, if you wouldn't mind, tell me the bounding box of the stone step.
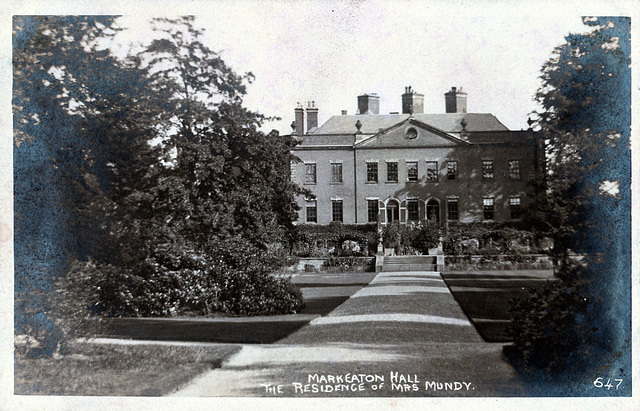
[384,257,436,264]
[383,265,438,272]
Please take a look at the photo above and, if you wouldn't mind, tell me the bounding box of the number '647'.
[593,378,623,390]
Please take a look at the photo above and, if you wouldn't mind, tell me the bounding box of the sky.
[107,2,608,134]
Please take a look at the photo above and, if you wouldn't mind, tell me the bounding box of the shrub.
[443,222,539,256]
[15,259,110,358]
[291,223,378,257]
[509,257,594,378]
[382,222,439,254]
[323,256,374,270]
[62,236,305,319]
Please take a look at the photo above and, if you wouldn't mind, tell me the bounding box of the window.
[305,163,317,184]
[332,200,343,223]
[331,162,343,183]
[482,161,493,179]
[509,160,520,179]
[447,199,459,220]
[483,198,494,220]
[367,162,378,182]
[387,162,398,182]
[447,161,458,180]
[405,127,418,140]
[510,197,521,219]
[407,200,419,221]
[426,161,438,181]
[407,161,418,181]
[305,200,317,223]
[367,199,379,223]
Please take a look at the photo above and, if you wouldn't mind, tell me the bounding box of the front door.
[427,200,440,223]
[386,200,399,223]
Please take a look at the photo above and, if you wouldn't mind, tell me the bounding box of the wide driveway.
[172,269,526,397]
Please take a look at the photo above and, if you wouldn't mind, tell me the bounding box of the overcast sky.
[7,0,634,135]
[111,2,608,134]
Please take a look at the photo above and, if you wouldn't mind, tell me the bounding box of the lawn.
[14,341,241,396]
[15,271,375,396]
[441,270,554,342]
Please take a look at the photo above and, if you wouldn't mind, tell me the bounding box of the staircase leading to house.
[382,255,438,272]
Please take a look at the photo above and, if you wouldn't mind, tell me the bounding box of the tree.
[88,17,305,317]
[13,15,159,355]
[511,17,631,391]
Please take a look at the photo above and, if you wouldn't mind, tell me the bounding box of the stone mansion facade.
[289,87,543,226]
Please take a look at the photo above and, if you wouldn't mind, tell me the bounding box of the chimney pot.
[445,87,468,113]
[357,93,380,115]
[294,103,305,135]
[402,86,424,114]
[305,101,319,132]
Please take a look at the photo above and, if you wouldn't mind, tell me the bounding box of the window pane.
[331,163,343,183]
[367,199,379,222]
[483,198,494,220]
[426,162,438,181]
[306,202,317,223]
[387,162,398,182]
[332,200,343,222]
[482,161,493,179]
[305,163,317,183]
[510,197,521,219]
[407,162,418,181]
[447,161,457,180]
[367,162,378,182]
[509,160,520,179]
[407,200,419,221]
[447,199,459,220]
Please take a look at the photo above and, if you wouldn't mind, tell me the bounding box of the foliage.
[291,223,378,257]
[323,257,375,270]
[13,15,157,356]
[13,16,306,356]
[510,17,631,385]
[381,222,439,254]
[443,222,537,255]
[509,258,595,381]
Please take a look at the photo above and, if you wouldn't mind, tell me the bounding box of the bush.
[443,222,538,256]
[382,222,439,254]
[291,223,378,257]
[61,236,304,319]
[323,256,374,271]
[509,257,593,378]
[15,260,109,358]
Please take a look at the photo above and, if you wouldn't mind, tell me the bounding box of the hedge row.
[291,223,378,257]
[443,222,544,255]
[381,222,439,254]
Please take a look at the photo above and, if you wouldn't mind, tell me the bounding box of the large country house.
[289,87,543,226]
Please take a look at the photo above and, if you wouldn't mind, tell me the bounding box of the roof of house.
[310,113,509,135]
[293,134,355,147]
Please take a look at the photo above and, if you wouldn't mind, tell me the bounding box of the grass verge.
[14,340,241,396]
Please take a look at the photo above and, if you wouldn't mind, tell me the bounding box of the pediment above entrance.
[354,118,468,148]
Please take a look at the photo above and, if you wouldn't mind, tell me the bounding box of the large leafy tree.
[14,16,305,355]
[69,17,304,317]
[134,17,302,251]
[512,17,631,392]
[13,16,162,353]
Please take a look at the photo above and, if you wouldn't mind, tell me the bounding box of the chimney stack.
[401,86,424,114]
[445,86,468,113]
[294,102,304,135]
[306,101,318,131]
[357,93,380,115]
